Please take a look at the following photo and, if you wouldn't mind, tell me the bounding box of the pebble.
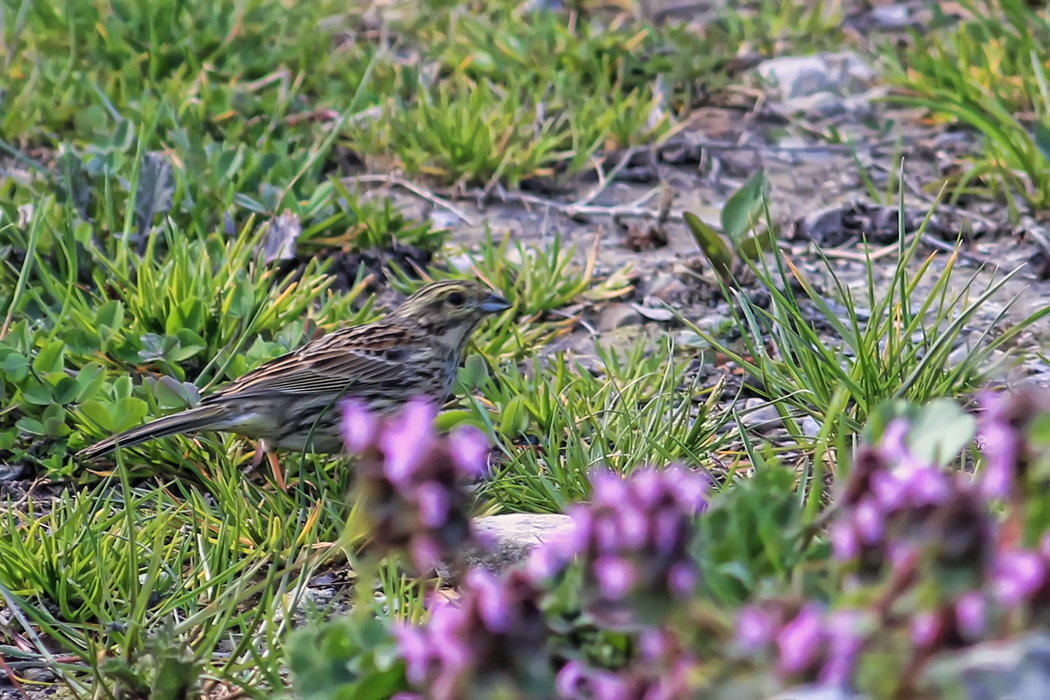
[739,398,785,435]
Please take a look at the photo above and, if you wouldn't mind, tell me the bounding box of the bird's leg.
[248,439,287,492]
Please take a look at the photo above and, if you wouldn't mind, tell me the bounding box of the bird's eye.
[447,292,466,307]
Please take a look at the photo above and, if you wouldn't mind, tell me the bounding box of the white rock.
[755,52,875,100]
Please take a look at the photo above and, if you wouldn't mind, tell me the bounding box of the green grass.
[3,0,1050,696]
[879,0,1050,216]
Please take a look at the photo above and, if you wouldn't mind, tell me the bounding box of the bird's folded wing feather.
[203,339,423,402]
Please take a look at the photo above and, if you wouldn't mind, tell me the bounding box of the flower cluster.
[340,397,490,574]
[394,569,553,700]
[829,418,993,585]
[733,599,869,687]
[975,388,1046,503]
[528,465,708,629]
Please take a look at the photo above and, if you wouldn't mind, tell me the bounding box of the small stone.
[755,52,875,100]
[598,303,642,331]
[630,302,676,323]
[21,668,55,682]
[779,91,848,120]
[739,398,784,435]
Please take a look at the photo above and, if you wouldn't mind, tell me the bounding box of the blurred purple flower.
[448,424,490,477]
[638,629,670,660]
[776,603,824,676]
[593,556,638,600]
[415,481,450,528]
[667,465,708,511]
[593,514,621,554]
[818,610,864,687]
[340,398,379,453]
[396,568,552,699]
[880,418,911,461]
[910,610,941,648]
[871,470,908,511]
[555,661,630,700]
[993,549,1047,608]
[853,500,884,544]
[592,470,631,503]
[618,505,650,549]
[630,468,663,507]
[469,569,512,634]
[735,605,776,653]
[380,398,437,485]
[651,510,685,556]
[830,521,859,561]
[667,562,698,597]
[904,465,952,507]
[555,661,588,699]
[955,591,987,640]
[410,536,442,572]
[525,538,573,581]
[978,420,1020,501]
[393,625,432,686]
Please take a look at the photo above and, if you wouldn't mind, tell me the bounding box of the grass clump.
[880,0,1050,215]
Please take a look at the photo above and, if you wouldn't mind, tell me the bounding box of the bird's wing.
[203,323,427,402]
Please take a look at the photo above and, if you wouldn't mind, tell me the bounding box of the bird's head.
[391,279,512,349]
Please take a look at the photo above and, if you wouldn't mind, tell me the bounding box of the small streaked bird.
[76,280,511,467]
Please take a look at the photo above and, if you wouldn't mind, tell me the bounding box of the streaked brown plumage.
[76,280,511,462]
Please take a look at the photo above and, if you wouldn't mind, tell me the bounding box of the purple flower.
[592,470,630,504]
[630,468,663,507]
[468,569,512,633]
[667,562,698,597]
[651,511,684,556]
[993,549,1046,607]
[415,481,450,528]
[978,420,1019,501]
[955,592,987,640]
[556,661,630,700]
[853,500,884,544]
[380,398,437,485]
[871,470,908,511]
[555,661,588,699]
[735,606,776,653]
[617,506,650,549]
[410,536,442,571]
[880,418,911,461]
[910,610,941,648]
[776,603,824,676]
[818,610,864,687]
[448,425,490,477]
[564,505,593,554]
[638,629,670,660]
[394,624,432,685]
[525,538,572,581]
[668,466,708,511]
[340,399,379,453]
[593,556,638,600]
[830,521,859,562]
[593,514,621,554]
[904,464,952,506]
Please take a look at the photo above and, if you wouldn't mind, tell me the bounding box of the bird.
[76,279,511,470]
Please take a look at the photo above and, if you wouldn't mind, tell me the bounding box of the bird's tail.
[76,405,230,461]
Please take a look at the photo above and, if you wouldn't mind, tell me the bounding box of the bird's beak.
[479,292,512,314]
